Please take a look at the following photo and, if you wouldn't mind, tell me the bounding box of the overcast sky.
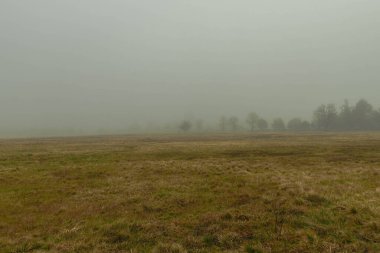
[1,0,379,135]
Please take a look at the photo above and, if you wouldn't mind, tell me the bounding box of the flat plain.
[0,133,379,253]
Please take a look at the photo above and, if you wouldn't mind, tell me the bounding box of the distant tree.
[257,118,268,131]
[228,116,239,131]
[272,118,286,131]
[179,120,192,132]
[287,118,302,131]
[219,116,227,131]
[287,118,310,131]
[313,104,338,130]
[354,99,373,116]
[372,109,380,130]
[338,100,353,130]
[246,112,259,131]
[311,99,380,131]
[352,99,373,129]
[301,120,311,130]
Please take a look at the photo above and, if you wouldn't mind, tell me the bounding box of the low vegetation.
[0,133,379,252]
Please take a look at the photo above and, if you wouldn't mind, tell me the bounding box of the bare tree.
[272,118,286,131]
[287,118,310,131]
[257,118,268,131]
[246,112,259,131]
[287,118,301,131]
[352,99,373,129]
[313,104,337,130]
[338,100,353,130]
[179,120,192,132]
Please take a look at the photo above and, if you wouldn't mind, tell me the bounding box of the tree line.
[179,99,380,132]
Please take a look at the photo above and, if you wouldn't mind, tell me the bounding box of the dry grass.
[0,132,379,252]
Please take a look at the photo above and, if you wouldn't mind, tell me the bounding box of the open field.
[0,133,379,253]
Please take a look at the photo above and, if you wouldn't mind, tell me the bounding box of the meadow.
[0,133,379,253]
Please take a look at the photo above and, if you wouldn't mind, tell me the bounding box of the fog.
[1,0,379,136]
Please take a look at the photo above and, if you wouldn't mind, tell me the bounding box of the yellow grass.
[0,133,379,252]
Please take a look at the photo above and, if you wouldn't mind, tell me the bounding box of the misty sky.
[1,0,379,134]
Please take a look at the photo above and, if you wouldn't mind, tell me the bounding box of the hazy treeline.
[179,99,380,132]
[1,99,380,138]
